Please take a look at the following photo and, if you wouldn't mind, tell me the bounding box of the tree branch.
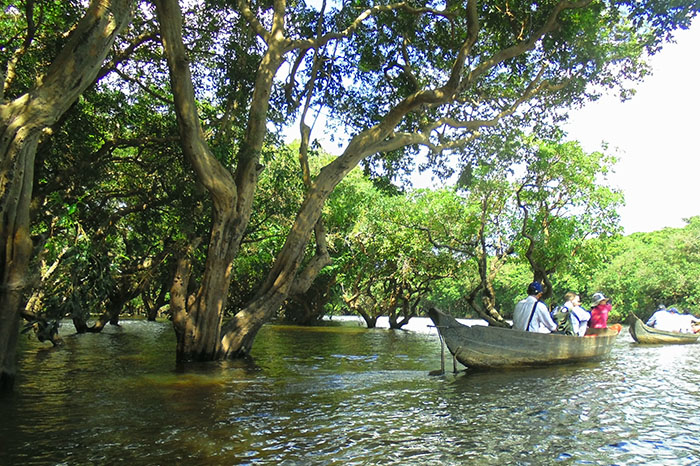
[236,0,271,43]
[2,0,37,98]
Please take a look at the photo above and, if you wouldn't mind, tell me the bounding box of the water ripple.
[3,321,700,465]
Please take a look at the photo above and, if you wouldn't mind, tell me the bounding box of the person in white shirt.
[513,282,557,333]
[646,305,680,332]
[563,292,591,337]
[676,309,700,333]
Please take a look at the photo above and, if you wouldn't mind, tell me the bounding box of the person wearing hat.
[513,282,557,333]
[646,305,681,331]
[589,292,612,329]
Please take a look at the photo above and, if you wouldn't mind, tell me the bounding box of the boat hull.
[629,313,699,345]
[428,308,618,369]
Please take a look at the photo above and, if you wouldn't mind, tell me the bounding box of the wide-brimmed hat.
[591,292,608,306]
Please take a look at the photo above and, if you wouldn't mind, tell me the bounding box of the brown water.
[1,317,700,465]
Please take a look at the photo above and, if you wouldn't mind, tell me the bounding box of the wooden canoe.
[628,313,699,345]
[428,308,619,369]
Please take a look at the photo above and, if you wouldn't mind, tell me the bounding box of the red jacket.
[589,303,612,328]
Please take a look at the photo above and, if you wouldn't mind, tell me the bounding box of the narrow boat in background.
[628,313,699,345]
[428,308,619,370]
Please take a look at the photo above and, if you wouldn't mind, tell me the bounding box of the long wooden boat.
[428,308,619,369]
[628,313,699,345]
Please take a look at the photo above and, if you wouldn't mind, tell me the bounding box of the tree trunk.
[358,310,378,329]
[143,284,169,321]
[88,291,128,333]
[20,310,62,346]
[0,0,132,391]
[157,0,460,360]
[388,298,418,329]
[285,275,335,324]
[156,0,292,362]
[157,0,245,362]
[72,317,90,334]
[218,142,378,354]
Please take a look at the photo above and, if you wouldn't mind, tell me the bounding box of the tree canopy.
[590,216,700,321]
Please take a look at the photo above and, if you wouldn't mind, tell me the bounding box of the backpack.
[551,306,575,335]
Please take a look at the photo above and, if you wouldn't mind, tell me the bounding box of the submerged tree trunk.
[0,0,132,390]
[20,308,62,347]
[143,284,169,321]
[284,275,335,325]
[219,139,386,353]
[388,297,420,330]
[357,310,378,329]
[155,0,284,362]
[156,0,378,361]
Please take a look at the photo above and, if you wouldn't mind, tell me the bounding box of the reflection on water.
[2,318,700,465]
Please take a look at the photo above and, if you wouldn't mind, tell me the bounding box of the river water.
[1,317,699,465]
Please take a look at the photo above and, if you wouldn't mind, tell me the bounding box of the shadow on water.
[1,319,700,464]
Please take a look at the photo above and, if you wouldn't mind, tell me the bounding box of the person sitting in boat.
[513,281,557,333]
[646,305,680,332]
[589,292,612,328]
[677,309,700,333]
[562,292,591,337]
